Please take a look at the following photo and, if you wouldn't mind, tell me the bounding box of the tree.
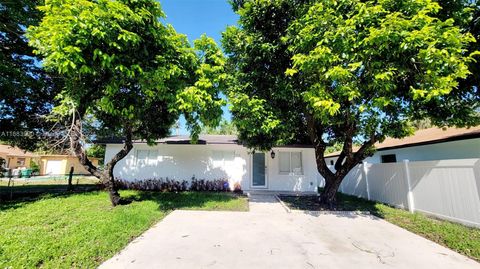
[436,0,479,99]
[410,119,433,130]
[224,0,479,206]
[223,0,311,149]
[27,0,225,205]
[0,0,61,151]
[201,119,238,135]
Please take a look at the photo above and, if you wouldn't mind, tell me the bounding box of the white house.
[104,135,322,192]
[325,127,480,165]
[104,127,480,193]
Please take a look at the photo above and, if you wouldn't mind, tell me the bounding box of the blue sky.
[161,0,238,45]
[160,0,238,135]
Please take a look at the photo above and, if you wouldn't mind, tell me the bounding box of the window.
[330,160,334,165]
[212,151,235,167]
[136,150,158,166]
[16,158,25,166]
[381,154,397,163]
[279,152,303,174]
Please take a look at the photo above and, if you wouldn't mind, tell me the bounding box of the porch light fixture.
[270,150,276,159]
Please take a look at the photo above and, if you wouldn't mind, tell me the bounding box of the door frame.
[250,152,268,189]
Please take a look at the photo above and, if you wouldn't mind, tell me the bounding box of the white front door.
[252,153,267,188]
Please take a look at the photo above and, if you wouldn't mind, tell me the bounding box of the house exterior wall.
[105,143,321,192]
[106,144,249,190]
[266,148,321,192]
[65,157,99,175]
[5,156,32,169]
[39,156,99,175]
[326,138,480,164]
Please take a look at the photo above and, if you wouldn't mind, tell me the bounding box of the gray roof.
[154,135,239,145]
[99,135,240,145]
[98,135,314,148]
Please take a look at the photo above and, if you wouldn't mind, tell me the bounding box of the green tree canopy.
[0,0,61,150]
[435,0,480,104]
[223,0,479,205]
[28,0,225,205]
[201,119,238,135]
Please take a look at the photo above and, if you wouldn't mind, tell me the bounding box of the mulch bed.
[278,193,377,212]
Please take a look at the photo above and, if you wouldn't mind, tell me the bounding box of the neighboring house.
[104,135,322,192]
[38,155,100,176]
[0,145,37,170]
[0,144,99,176]
[325,127,480,165]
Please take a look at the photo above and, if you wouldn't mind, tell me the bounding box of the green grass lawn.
[279,193,480,262]
[0,177,100,201]
[0,177,99,185]
[0,190,248,268]
[375,203,480,262]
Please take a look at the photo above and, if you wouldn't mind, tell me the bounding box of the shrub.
[116,177,230,192]
[233,182,243,194]
[30,160,40,175]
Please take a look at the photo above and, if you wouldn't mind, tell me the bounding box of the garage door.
[45,160,63,175]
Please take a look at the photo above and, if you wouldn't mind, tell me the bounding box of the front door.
[252,153,266,188]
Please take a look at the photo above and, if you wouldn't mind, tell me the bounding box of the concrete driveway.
[100,195,479,269]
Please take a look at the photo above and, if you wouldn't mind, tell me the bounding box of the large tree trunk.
[101,171,121,206]
[101,125,133,206]
[313,153,346,207]
[305,113,376,208]
[69,112,133,206]
[319,176,342,206]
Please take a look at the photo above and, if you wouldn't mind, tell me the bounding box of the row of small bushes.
[116,177,242,193]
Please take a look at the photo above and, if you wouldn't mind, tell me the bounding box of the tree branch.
[352,133,378,164]
[306,113,335,179]
[104,124,133,177]
[70,110,102,178]
[334,108,356,171]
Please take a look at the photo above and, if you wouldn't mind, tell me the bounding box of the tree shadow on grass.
[0,184,102,211]
[122,191,246,211]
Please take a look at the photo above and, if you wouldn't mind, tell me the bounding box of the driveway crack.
[352,241,395,264]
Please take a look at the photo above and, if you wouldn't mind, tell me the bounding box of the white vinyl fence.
[337,158,480,228]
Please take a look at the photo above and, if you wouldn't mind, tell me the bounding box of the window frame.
[136,149,158,166]
[211,150,235,167]
[278,151,303,175]
[16,158,26,166]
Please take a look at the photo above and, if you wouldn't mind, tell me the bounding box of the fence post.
[362,161,371,200]
[403,160,415,213]
[67,166,74,191]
